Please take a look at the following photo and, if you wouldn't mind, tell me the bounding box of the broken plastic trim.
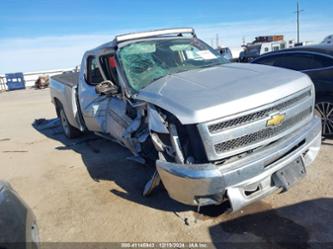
[151,133,165,152]
[148,105,169,134]
[122,111,143,139]
[143,171,161,196]
[169,123,185,164]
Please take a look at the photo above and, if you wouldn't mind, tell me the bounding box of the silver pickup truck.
[50,28,321,211]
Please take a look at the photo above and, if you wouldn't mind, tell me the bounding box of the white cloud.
[0,18,331,73]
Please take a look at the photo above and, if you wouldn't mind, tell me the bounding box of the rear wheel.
[315,98,333,137]
[58,106,82,139]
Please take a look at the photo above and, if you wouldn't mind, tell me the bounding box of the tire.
[57,105,82,139]
[314,97,333,138]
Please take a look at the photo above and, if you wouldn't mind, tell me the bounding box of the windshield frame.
[115,36,228,94]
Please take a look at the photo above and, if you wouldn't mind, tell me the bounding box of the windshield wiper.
[148,74,170,84]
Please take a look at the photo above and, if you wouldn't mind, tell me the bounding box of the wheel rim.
[315,102,333,136]
[60,110,70,136]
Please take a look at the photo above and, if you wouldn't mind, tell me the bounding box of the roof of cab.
[85,27,195,55]
[267,44,333,57]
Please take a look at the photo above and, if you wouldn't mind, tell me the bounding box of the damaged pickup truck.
[50,28,321,211]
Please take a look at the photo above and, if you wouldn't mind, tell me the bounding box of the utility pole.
[216,33,219,48]
[295,0,304,43]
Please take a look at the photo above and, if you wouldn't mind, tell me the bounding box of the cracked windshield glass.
[119,38,228,91]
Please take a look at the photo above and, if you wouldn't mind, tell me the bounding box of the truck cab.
[50,28,321,211]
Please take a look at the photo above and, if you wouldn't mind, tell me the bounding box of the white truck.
[240,35,296,62]
[50,28,321,211]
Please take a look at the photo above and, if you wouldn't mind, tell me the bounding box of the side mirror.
[95,80,119,96]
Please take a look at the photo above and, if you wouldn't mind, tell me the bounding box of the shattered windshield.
[118,38,228,91]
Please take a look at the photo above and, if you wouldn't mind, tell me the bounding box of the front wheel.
[315,98,333,137]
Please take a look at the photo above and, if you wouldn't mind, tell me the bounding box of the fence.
[0,76,6,92]
[0,68,75,91]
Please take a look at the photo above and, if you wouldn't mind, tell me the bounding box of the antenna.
[295,0,304,43]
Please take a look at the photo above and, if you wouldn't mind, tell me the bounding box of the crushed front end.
[155,87,322,211]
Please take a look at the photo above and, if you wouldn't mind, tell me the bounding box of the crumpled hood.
[135,63,313,124]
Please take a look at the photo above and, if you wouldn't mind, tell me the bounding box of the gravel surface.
[0,88,332,248]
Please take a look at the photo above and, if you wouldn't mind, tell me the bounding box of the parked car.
[50,28,321,211]
[216,47,233,62]
[0,181,39,249]
[252,45,333,136]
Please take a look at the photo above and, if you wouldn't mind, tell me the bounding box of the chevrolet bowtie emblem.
[266,114,286,127]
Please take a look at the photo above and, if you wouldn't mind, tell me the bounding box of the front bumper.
[156,116,321,211]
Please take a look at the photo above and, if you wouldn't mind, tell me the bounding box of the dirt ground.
[0,88,332,248]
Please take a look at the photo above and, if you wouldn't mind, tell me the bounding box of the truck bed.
[51,72,79,87]
[50,71,81,130]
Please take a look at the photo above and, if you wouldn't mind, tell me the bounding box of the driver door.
[78,55,134,145]
[78,55,114,133]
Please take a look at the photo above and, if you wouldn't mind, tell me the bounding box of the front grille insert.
[214,107,312,154]
[208,90,311,134]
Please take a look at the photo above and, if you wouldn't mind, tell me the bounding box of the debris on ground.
[35,75,49,89]
[173,211,199,226]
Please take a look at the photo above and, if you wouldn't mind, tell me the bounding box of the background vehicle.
[252,45,333,136]
[216,47,233,62]
[0,181,39,249]
[322,35,333,45]
[50,28,321,211]
[239,35,295,62]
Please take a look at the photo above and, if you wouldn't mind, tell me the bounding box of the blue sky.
[0,0,332,73]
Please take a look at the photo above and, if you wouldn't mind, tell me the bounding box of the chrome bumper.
[156,116,321,211]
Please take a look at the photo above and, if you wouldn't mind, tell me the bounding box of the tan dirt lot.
[0,88,332,247]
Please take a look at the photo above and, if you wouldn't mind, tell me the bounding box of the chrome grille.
[214,107,312,154]
[208,90,311,134]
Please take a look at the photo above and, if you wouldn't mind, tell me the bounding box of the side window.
[274,53,333,71]
[100,54,119,85]
[86,56,104,84]
[253,56,276,66]
[315,54,333,68]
